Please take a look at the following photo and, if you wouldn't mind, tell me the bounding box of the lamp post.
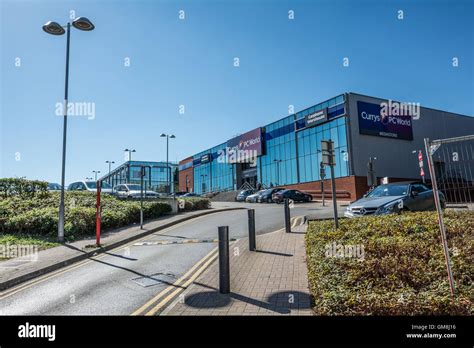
[160,134,176,194]
[43,17,95,242]
[105,160,115,186]
[274,159,282,186]
[93,170,101,181]
[124,149,136,162]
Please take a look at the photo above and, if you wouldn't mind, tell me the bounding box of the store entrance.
[237,163,258,189]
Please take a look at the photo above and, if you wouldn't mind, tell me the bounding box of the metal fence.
[425,134,474,206]
[424,134,474,299]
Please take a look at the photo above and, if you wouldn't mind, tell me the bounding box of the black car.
[257,188,285,203]
[272,189,313,203]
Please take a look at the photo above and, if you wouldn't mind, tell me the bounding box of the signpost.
[418,150,425,184]
[320,161,326,207]
[321,140,339,229]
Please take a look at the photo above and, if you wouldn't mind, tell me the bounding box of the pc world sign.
[357,101,413,140]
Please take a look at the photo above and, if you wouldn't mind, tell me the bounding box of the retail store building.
[178,92,474,200]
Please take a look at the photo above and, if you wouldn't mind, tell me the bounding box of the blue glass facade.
[188,94,349,194]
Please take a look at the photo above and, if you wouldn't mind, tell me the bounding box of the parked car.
[235,189,255,202]
[245,190,266,203]
[47,183,62,191]
[272,189,313,203]
[68,181,113,194]
[257,188,285,203]
[174,191,188,197]
[182,192,200,197]
[113,184,160,199]
[344,181,446,218]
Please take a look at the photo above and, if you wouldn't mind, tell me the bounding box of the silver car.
[68,181,113,194]
[245,190,266,203]
[113,184,160,199]
[344,181,445,218]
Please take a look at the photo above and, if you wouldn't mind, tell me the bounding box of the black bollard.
[248,209,256,251]
[218,226,230,294]
[284,198,291,233]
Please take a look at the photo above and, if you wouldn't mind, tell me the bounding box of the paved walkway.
[163,222,313,316]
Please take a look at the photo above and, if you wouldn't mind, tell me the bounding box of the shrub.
[305,210,473,315]
[178,198,211,211]
[0,178,48,198]
[0,191,172,239]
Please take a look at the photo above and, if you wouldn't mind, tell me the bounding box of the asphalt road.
[0,201,345,315]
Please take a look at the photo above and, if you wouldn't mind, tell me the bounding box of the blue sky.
[1,0,473,184]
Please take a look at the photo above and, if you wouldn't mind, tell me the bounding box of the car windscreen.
[86,182,112,189]
[126,185,142,190]
[367,184,409,197]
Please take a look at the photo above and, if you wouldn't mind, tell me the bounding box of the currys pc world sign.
[357,101,413,140]
[224,127,263,164]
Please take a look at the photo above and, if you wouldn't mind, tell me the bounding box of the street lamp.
[124,149,136,162]
[160,133,176,194]
[274,159,282,186]
[43,16,95,242]
[105,160,115,185]
[93,170,101,181]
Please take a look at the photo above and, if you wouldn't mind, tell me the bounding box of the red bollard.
[96,180,101,246]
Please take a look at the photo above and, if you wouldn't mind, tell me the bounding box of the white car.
[245,190,266,203]
[68,181,113,194]
[113,184,160,199]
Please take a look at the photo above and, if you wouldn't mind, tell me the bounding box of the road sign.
[418,150,423,162]
[420,167,425,176]
[321,140,335,166]
[419,160,424,168]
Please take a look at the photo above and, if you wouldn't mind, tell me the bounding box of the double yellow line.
[131,246,220,316]
[0,216,202,301]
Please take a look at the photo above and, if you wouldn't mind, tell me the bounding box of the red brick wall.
[283,175,421,201]
[178,157,194,192]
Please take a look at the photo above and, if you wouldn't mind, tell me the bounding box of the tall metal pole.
[166,135,170,194]
[140,166,144,229]
[58,22,71,243]
[424,138,456,299]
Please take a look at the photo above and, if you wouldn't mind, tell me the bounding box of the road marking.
[144,251,220,316]
[131,246,219,316]
[133,238,237,246]
[0,216,206,300]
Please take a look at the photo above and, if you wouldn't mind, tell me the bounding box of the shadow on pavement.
[183,282,311,314]
[255,250,293,257]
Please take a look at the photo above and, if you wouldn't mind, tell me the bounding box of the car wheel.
[267,198,272,203]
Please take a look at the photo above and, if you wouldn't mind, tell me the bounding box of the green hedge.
[305,211,473,315]
[178,197,211,211]
[0,178,48,198]
[0,191,171,240]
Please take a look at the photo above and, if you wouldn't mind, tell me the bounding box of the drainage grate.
[131,272,179,287]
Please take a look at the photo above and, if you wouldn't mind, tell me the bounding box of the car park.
[235,189,255,202]
[245,190,266,203]
[68,181,113,193]
[272,189,313,203]
[113,184,160,199]
[344,181,446,218]
[257,188,285,203]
